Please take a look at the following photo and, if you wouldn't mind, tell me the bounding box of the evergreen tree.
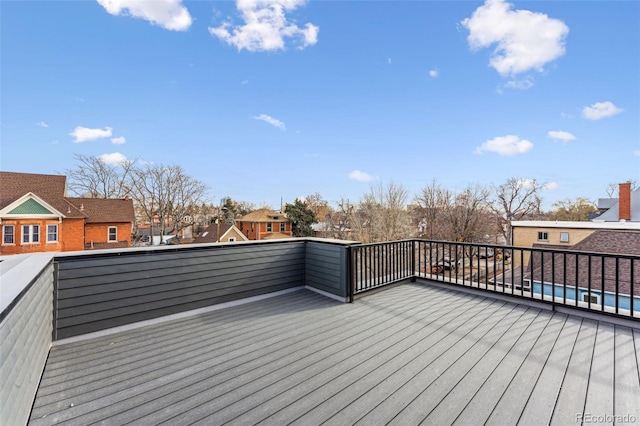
[285,199,318,237]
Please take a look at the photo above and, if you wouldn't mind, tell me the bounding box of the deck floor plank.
[550,319,598,425]
[254,298,503,426]
[483,313,567,426]
[27,283,640,426]
[355,306,529,426]
[615,327,640,421]
[583,322,615,422]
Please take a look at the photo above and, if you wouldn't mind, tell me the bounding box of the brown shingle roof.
[0,171,86,217]
[0,171,134,223]
[237,209,287,222]
[66,198,135,223]
[193,223,233,243]
[528,230,640,296]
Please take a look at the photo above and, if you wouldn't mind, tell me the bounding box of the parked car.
[478,248,494,259]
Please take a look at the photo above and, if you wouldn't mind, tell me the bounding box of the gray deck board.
[484,313,567,425]
[550,319,597,425]
[29,283,640,426]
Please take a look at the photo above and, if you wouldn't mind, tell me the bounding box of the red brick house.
[0,171,135,255]
[235,209,292,240]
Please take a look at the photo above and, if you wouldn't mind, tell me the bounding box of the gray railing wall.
[0,256,54,426]
[305,240,352,300]
[54,241,308,339]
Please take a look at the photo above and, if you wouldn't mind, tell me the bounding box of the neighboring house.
[0,171,135,255]
[591,182,639,222]
[495,230,640,312]
[193,222,248,244]
[235,209,292,240]
[512,182,640,265]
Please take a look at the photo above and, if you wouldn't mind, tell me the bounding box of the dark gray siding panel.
[305,242,349,298]
[54,242,305,339]
[0,262,53,426]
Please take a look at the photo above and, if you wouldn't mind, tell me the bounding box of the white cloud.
[96,0,192,31]
[429,69,439,78]
[209,0,319,52]
[581,101,623,120]
[348,170,375,182]
[387,58,392,64]
[634,150,640,157]
[98,152,128,165]
[543,182,559,190]
[474,135,533,156]
[253,113,286,130]
[69,126,113,143]
[461,0,569,76]
[36,121,48,128]
[547,130,576,142]
[498,77,534,93]
[111,136,126,144]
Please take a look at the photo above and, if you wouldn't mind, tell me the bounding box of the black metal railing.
[350,240,414,301]
[350,239,640,320]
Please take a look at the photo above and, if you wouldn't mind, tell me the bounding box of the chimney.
[619,182,631,221]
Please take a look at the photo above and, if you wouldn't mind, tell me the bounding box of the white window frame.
[228,237,236,242]
[22,224,40,244]
[267,223,272,232]
[280,222,286,233]
[537,231,549,241]
[108,226,118,242]
[47,224,58,243]
[3,225,15,245]
[560,232,569,243]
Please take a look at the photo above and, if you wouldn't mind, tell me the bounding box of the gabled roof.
[0,171,134,223]
[0,171,86,218]
[0,192,65,218]
[236,208,287,222]
[193,223,248,243]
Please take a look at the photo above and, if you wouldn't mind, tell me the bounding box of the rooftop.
[2,238,639,425]
[29,284,640,425]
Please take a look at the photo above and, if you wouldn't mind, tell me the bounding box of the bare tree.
[325,198,356,240]
[65,153,135,198]
[127,164,208,243]
[348,182,409,242]
[491,178,544,244]
[605,179,638,197]
[413,180,453,240]
[303,193,331,222]
[446,184,492,243]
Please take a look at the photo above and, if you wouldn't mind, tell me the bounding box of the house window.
[228,237,236,242]
[47,224,58,242]
[22,225,40,244]
[280,222,285,233]
[267,223,272,232]
[108,226,118,242]
[582,293,600,305]
[537,232,549,241]
[560,232,569,243]
[3,225,14,244]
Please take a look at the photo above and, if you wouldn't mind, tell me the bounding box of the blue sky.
[2,0,638,209]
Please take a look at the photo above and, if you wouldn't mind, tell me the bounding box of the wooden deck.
[30,283,640,425]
